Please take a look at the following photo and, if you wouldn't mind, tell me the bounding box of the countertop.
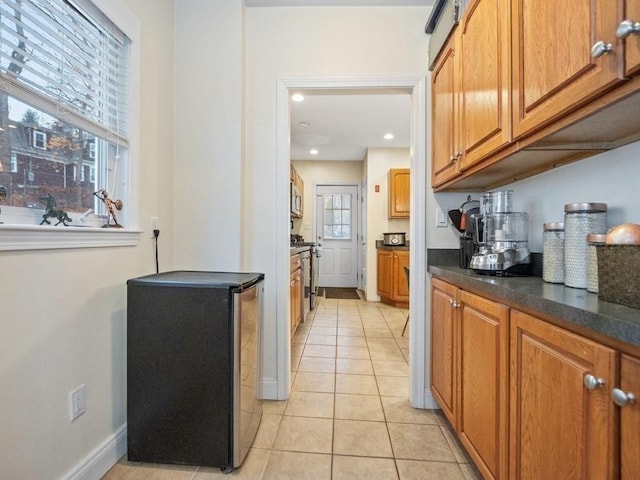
[290,244,312,256]
[428,263,640,352]
[375,240,410,251]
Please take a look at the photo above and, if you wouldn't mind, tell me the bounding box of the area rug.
[321,287,360,299]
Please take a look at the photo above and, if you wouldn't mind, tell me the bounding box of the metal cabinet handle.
[584,374,605,390]
[617,19,640,39]
[448,299,460,309]
[449,154,457,163]
[612,388,636,407]
[591,41,613,58]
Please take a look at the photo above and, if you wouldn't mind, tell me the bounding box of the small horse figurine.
[39,194,72,226]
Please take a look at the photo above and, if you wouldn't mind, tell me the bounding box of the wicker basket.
[596,245,640,309]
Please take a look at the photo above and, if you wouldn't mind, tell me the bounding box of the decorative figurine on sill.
[0,185,7,224]
[39,194,72,226]
[93,189,123,228]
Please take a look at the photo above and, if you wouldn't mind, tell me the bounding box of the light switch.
[436,207,448,228]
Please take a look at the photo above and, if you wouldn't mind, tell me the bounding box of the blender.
[469,190,531,275]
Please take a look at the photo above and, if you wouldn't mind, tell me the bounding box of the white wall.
[365,147,411,300]
[244,6,429,397]
[0,1,175,478]
[173,0,245,271]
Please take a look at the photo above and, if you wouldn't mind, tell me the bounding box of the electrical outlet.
[69,384,86,422]
[150,217,159,238]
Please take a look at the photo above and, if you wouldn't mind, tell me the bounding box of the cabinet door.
[430,278,458,428]
[431,35,461,187]
[512,0,622,139]
[376,250,394,298]
[510,309,617,480]
[393,251,410,300]
[623,0,640,76]
[458,290,509,480]
[459,0,511,170]
[620,354,640,480]
[388,169,410,218]
[290,268,302,337]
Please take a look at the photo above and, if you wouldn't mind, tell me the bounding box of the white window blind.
[0,0,130,147]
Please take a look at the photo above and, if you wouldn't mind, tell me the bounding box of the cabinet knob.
[448,299,460,309]
[584,374,605,390]
[449,154,457,163]
[591,41,613,58]
[612,388,636,407]
[617,19,640,39]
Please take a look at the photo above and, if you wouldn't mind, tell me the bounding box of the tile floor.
[104,297,482,480]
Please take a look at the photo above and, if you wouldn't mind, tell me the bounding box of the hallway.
[104,298,481,479]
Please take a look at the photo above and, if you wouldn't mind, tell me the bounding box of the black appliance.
[449,197,480,269]
[126,271,264,472]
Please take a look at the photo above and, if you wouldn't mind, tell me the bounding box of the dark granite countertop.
[428,263,640,352]
[375,240,410,251]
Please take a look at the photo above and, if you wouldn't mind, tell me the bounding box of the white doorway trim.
[276,76,430,408]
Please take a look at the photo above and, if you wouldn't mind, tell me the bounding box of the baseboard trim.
[61,424,127,480]
[260,377,281,400]
[423,388,440,410]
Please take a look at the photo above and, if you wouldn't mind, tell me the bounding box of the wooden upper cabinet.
[388,168,410,218]
[510,309,617,480]
[459,0,511,170]
[620,354,640,480]
[622,1,640,76]
[431,36,461,187]
[512,0,623,139]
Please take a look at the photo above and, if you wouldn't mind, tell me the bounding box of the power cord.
[153,229,160,274]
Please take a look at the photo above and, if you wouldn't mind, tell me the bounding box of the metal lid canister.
[543,222,565,284]
[563,203,607,289]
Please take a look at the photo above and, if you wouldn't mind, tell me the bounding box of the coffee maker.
[469,190,531,275]
[448,196,480,269]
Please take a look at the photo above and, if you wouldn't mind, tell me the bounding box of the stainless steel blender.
[469,190,531,275]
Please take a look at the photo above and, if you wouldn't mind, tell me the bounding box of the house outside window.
[0,0,132,227]
[32,130,47,150]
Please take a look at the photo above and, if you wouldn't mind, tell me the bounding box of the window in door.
[322,193,352,239]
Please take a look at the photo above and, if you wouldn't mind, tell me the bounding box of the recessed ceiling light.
[310,149,319,155]
[299,121,311,127]
[291,93,305,102]
[384,133,394,140]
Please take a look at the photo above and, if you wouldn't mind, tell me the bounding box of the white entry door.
[315,184,359,288]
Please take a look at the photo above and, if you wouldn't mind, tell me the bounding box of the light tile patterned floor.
[103,297,482,480]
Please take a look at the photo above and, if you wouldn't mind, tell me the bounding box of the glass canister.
[586,233,607,293]
[543,222,564,284]
[564,203,607,289]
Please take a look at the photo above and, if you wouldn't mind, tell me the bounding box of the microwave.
[290,182,302,217]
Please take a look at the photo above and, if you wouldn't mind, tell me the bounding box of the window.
[0,0,131,229]
[322,193,352,239]
[33,131,47,150]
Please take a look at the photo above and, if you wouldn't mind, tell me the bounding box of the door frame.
[314,182,361,289]
[275,76,429,408]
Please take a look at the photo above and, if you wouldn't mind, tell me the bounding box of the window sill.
[0,224,142,251]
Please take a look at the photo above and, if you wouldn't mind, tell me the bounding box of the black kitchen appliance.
[449,196,480,269]
[126,271,264,472]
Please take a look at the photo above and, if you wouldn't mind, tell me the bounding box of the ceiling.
[245,0,435,162]
[290,91,412,161]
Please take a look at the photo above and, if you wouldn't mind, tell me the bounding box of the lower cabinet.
[290,255,302,338]
[430,278,509,480]
[510,309,616,480]
[431,276,640,480]
[619,354,640,480]
[377,249,409,307]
